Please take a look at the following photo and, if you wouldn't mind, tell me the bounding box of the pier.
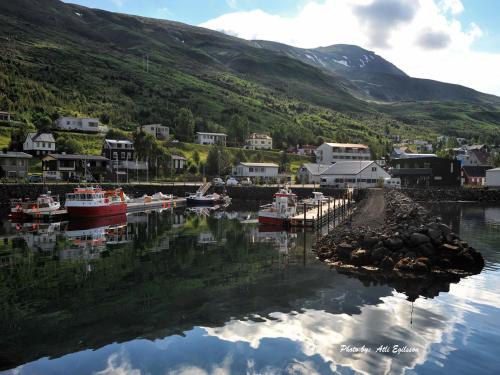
[290,194,353,229]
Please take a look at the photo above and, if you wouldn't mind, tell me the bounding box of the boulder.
[385,237,404,250]
[372,247,390,261]
[409,232,430,246]
[351,249,370,266]
[337,243,353,259]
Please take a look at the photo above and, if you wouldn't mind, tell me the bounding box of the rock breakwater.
[315,190,484,276]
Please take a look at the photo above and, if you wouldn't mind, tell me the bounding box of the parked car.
[68,175,80,183]
[225,177,239,186]
[240,177,252,186]
[27,175,43,183]
[212,177,224,186]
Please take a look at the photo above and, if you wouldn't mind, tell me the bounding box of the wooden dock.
[290,197,351,228]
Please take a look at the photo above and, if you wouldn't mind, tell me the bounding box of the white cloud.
[199,0,500,96]
[226,0,237,10]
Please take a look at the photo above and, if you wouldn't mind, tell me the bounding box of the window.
[121,152,125,159]
[249,167,254,172]
[372,167,376,171]
[113,152,118,159]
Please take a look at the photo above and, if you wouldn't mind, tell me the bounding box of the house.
[389,157,461,187]
[467,149,491,166]
[319,161,390,188]
[233,162,279,179]
[0,151,32,178]
[244,133,272,150]
[462,166,491,186]
[102,139,147,173]
[315,142,371,164]
[171,154,187,173]
[55,117,100,133]
[486,168,500,187]
[414,140,433,153]
[23,133,56,156]
[42,153,109,180]
[0,111,11,122]
[296,163,330,184]
[297,144,317,157]
[195,132,227,146]
[140,124,169,140]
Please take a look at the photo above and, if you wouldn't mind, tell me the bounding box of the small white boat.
[10,193,61,219]
[186,182,230,206]
[302,191,329,206]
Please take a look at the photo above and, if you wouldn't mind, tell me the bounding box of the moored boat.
[186,183,231,206]
[65,186,127,218]
[10,194,61,219]
[258,186,297,226]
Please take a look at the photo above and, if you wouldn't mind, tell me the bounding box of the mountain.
[252,40,499,103]
[1,0,500,148]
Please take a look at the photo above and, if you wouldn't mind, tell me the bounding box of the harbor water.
[0,202,499,374]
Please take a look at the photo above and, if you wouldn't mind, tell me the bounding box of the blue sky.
[63,0,500,95]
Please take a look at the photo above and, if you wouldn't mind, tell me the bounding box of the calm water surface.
[0,202,499,375]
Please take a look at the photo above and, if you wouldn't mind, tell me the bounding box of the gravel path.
[351,189,386,229]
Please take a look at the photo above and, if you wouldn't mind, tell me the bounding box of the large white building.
[55,117,100,133]
[296,163,330,184]
[319,161,390,188]
[23,133,56,156]
[245,133,272,150]
[195,132,227,146]
[486,168,500,187]
[315,142,371,164]
[233,162,279,179]
[140,124,169,139]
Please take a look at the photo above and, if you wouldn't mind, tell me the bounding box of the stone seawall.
[402,187,500,202]
[0,184,363,205]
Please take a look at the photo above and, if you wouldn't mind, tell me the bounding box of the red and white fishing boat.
[65,186,127,218]
[10,194,61,219]
[258,186,297,226]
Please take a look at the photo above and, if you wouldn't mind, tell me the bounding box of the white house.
[233,162,279,179]
[140,124,169,139]
[195,132,227,146]
[486,168,500,187]
[245,133,272,150]
[23,133,56,156]
[315,142,371,164]
[319,161,390,188]
[0,111,11,122]
[55,117,100,133]
[171,154,187,173]
[296,163,330,184]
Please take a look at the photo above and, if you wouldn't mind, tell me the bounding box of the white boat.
[186,182,230,206]
[10,193,61,219]
[302,191,328,206]
[258,186,297,226]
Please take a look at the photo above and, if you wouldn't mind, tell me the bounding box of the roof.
[104,139,133,145]
[392,153,437,159]
[171,154,186,160]
[468,149,490,165]
[487,167,500,172]
[462,166,492,178]
[466,144,487,151]
[0,111,10,115]
[247,133,271,139]
[44,153,109,161]
[300,163,331,176]
[196,132,227,137]
[322,161,374,175]
[58,116,99,121]
[239,162,279,168]
[0,151,32,159]
[324,142,369,149]
[27,132,55,143]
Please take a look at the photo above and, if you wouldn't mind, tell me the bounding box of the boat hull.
[66,204,127,218]
[258,214,290,227]
[186,198,220,206]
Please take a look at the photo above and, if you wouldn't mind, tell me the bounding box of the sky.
[64,0,500,96]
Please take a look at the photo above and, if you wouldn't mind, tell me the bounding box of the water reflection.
[0,204,499,374]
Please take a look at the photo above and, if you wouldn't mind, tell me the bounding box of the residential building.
[171,154,187,173]
[140,124,170,139]
[244,133,272,150]
[414,140,433,153]
[391,148,437,159]
[42,153,109,180]
[102,139,134,162]
[0,151,32,178]
[462,166,491,186]
[23,133,56,156]
[389,157,461,187]
[486,168,500,187]
[319,161,390,188]
[296,163,330,184]
[195,132,227,146]
[315,142,371,164]
[0,111,11,122]
[297,144,317,157]
[55,117,100,133]
[233,162,279,179]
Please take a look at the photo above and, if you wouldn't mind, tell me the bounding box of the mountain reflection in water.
[0,203,499,375]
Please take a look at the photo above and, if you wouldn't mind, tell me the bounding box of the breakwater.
[402,187,500,202]
[315,189,484,275]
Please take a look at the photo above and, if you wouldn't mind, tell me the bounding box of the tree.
[205,145,231,176]
[34,116,52,133]
[192,150,200,165]
[174,108,194,142]
[105,128,131,140]
[9,124,30,151]
[57,137,84,154]
[227,114,248,146]
[279,151,290,173]
[233,149,247,164]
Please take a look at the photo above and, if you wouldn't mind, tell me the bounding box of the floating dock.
[290,198,351,228]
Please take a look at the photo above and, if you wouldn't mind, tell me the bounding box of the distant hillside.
[1,0,500,147]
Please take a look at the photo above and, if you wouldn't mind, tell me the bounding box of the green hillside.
[1,0,500,151]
